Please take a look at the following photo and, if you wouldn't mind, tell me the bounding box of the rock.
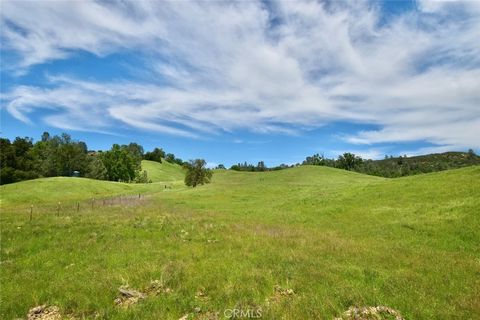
[115,286,146,308]
[30,305,46,314]
[118,287,145,298]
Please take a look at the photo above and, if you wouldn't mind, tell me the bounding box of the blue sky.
[1,0,479,167]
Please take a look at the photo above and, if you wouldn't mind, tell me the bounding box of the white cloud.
[1,0,479,150]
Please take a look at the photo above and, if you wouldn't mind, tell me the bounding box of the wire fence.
[16,193,149,222]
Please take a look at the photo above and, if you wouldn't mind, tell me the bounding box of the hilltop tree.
[257,161,266,171]
[144,147,165,163]
[184,159,212,187]
[125,142,144,164]
[165,153,176,163]
[303,153,325,166]
[467,149,476,159]
[337,152,363,171]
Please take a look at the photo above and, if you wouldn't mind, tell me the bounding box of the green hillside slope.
[141,160,184,183]
[0,160,184,207]
[0,177,152,208]
[1,166,479,319]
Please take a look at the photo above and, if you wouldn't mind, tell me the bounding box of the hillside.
[0,160,184,207]
[357,151,480,177]
[0,177,153,208]
[1,166,479,319]
[141,160,184,183]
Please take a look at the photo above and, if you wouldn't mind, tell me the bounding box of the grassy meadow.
[1,162,479,319]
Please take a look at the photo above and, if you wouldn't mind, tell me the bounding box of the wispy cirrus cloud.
[1,0,479,151]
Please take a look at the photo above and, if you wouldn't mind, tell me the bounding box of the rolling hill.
[357,151,480,177]
[1,165,479,319]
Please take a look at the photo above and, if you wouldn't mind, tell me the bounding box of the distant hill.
[356,151,480,178]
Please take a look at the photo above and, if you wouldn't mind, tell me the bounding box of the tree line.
[229,161,293,172]
[2,131,478,185]
[302,150,480,177]
[0,132,184,185]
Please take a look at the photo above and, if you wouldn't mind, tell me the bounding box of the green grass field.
[1,165,479,319]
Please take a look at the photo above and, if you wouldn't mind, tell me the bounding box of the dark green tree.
[30,133,88,177]
[126,142,144,164]
[336,152,363,171]
[0,138,16,184]
[85,155,108,180]
[303,153,325,165]
[256,161,266,171]
[101,144,139,182]
[0,137,38,184]
[184,159,212,187]
[467,149,476,159]
[56,134,89,176]
[134,170,151,183]
[0,138,15,168]
[165,153,176,163]
[144,147,165,163]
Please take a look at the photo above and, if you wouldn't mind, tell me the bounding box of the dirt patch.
[196,311,220,320]
[27,305,62,320]
[265,285,295,306]
[114,280,172,308]
[145,279,173,295]
[195,288,209,300]
[178,310,219,320]
[334,306,404,320]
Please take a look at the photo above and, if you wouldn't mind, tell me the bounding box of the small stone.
[31,305,46,314]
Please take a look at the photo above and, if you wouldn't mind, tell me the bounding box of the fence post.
[77,202,80,213]
[30,205,33,222]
